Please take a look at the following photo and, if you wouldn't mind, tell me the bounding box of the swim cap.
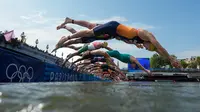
[149,43,157,51]
[102,42,108,47]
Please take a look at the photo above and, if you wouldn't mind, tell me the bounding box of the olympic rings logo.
[6,63,34,82]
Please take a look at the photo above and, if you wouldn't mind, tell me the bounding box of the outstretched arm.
[71,57,86,65]
[150,39,170,60]
[104,46,113,51]
[130,56,151,75]
[57,25,77,34]
[148,34,181,68]
[67,45,82,50]
[108,65,126,79]
[90,50,126,79]
[142,31,174,63]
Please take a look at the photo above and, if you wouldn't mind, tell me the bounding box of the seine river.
[0,82,200,112]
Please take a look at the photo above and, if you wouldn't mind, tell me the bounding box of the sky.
[0,0,200,68]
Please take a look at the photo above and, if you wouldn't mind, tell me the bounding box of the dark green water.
[0,82,200,112]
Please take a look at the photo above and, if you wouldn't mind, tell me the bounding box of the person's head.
[143,41,157,51]
[103,71,110,77]
[108,69,114,74]
[101,42,108,47]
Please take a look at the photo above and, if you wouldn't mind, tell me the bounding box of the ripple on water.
[0,82,200,112]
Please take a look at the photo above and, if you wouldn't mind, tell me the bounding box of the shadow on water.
[0,82,200,112]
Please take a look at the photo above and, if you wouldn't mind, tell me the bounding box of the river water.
[0,82,200,112]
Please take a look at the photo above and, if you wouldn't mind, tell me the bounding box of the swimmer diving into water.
[70,49,152,76]
[52,23,113,53]
[55,17,181,69]
[63,41,111,63]
[85,63,121,81]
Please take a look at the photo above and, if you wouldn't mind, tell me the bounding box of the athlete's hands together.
[169,56,182,69]
[147,70,153,76]
[171,59,182,69]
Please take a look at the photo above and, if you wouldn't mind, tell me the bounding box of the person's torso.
[116,24,144,44]
[88,42,102,50]
[106,50,120,58]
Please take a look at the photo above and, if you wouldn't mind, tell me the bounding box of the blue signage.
[0,47,106,82]
[128,58,150,72]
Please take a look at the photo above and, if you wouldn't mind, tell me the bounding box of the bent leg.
[67,29,95,40]
[64,47,89,64]
[64,26,77,34]
[67,45,82,50]
[57,28,84,46]
[60,17,98,29]
[57,25,77,34]
[66,52,80,62]
[66,21,119,41]
[73,20,98,29]
[63,38,83,47]
[77,44,89,54]
[52,36,68,53]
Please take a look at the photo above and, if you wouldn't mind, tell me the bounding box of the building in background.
[179,56,198,64]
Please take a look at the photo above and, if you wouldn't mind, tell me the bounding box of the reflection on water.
[0,82,200,112]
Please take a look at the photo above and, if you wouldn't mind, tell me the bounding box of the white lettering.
[48,72,79,82]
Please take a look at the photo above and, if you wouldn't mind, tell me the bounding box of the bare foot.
[64,17,73,24]
[57,36,69,46]
[56,25,61,30]
[56,17,72,30]
[56,25,66,30]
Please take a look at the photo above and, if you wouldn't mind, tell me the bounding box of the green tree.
[180,60,188,68]
[188,62,197,68]
[150,53,176,68]
[150,53,160,68]
[196,56,200,65]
